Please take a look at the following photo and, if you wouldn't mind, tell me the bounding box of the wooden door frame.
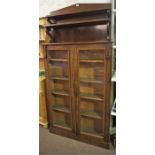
[75,47,106,138]
[44,43,112,148]
[45,45,76,134]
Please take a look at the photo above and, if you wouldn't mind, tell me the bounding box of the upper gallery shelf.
[46,3,111,19]
[44,18,110,28]
[45,3,112,44]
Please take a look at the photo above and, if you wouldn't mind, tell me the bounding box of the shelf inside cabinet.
[52,90,69,96]
[53,121,71,130]
[81,129,103,138]
[80,78,103,84]
[45,18,110,28]
[80,60,104,63]
[80,110,102,120]
[80,93,103,101]
[53,105,70,113]
[51,76,69,81]
[49,59,68,62]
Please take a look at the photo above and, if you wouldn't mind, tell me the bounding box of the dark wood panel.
[47,3,111,18]
[53,25,109,42]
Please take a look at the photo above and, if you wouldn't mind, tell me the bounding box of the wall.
[39,0,76,17]
[39,0,111,17]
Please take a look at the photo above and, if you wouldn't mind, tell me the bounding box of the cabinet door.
[76,48,106,139]
[46,46,75,134]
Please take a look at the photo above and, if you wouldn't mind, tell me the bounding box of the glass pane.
[53,111,71,129]
[79,50,104,60]
[48,49,71,129]
[49,61,68,78]
[79,49,104,136]
[51,80,69,93]
[79,50,104,101]
[47,50,68,59]
[80,117,102,137]
[52,95,70,114]
[80,99,103,119]
[80,62,104,81]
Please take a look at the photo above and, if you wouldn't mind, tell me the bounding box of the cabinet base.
[49,127,110,149]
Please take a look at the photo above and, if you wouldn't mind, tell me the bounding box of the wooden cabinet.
[45,43,111,147]
[44,3,112,148]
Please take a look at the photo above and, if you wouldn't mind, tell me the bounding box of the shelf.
[53,105,70,113]
[46,4,111,19]
[80,78,103,84]
[81,129,102,138]
[52,90,69,96]
[45,18,110,28]
[80,60,104,63]
[53,121,71,130]
[111,71,116,82]
[80,110,102,120]
[51,76,68,81]
[80,93,103,101]
[49,59,68,62]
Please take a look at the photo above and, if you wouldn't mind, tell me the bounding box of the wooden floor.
[39,126,115,155]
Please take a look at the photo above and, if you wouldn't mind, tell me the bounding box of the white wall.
[39,0,76,17]
[39,0,111,17]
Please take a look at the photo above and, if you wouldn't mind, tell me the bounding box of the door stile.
[69,47,77,134]
[103,47,112,142]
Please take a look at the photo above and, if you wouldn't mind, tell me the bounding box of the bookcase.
[39,75,48,127]
[44,3,112,148]
[39,17,49,126]
[39,18,50,69]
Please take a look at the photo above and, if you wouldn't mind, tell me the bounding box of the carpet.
[39,126,115,155]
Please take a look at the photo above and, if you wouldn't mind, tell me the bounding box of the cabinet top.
[46,3,111,18]
[42,41,112,46]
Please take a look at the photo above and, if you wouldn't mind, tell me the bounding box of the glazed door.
[46,46,76,134]
[75,48,106,139]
